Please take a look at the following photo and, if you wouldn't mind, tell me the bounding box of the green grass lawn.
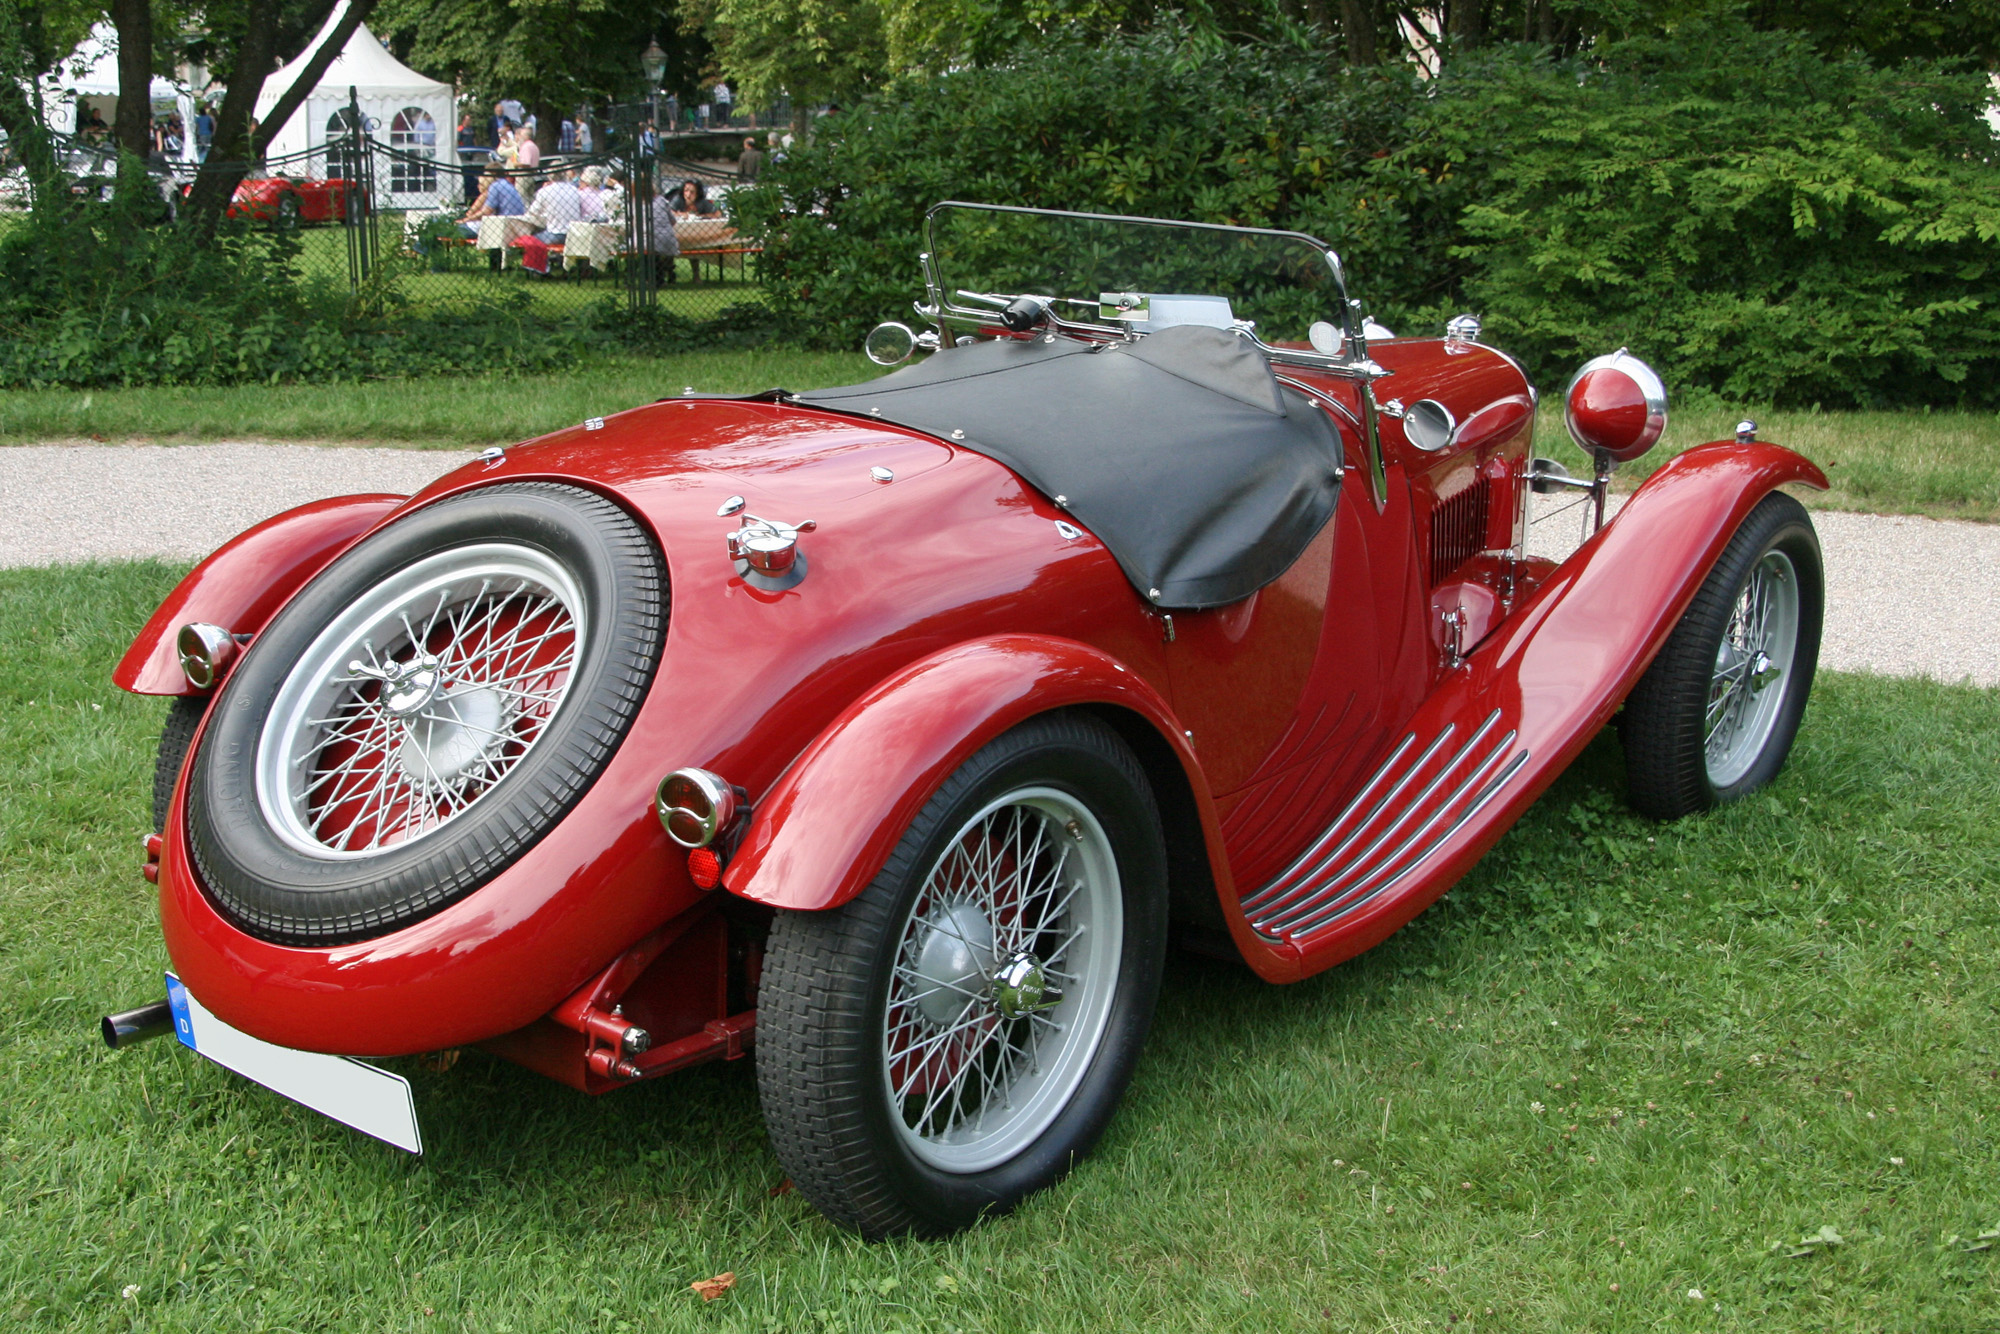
[293,218,768,323]
[3,561,1997,1332]
[2,357,1994,522]
[1535,403,2000,524]
[0,352,882,448]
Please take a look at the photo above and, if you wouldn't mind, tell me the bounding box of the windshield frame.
[918,201,1382,379]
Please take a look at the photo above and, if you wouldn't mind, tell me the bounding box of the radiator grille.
[1429,476,1491,585]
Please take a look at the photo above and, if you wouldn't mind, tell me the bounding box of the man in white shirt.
[524,168,584,243]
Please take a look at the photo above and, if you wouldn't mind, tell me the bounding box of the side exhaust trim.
[102,1000,173,1050]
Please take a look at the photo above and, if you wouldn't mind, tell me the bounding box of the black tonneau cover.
[800,325,1342,609]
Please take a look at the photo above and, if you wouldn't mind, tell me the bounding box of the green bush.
[0,177,610,389]
[730,27,1458,349]
[738,23,2000,406]
[1425,30,2000,406]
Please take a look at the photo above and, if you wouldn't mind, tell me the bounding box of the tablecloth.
[563,220,622,266]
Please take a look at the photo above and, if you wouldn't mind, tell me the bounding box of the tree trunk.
[185,0,376,231]
[535,101,559,155]
[109,0,153,160]
[1447,0,1483,49]
[1342,0,1378,64]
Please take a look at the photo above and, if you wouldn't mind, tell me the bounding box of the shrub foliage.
[738,23,2000,406]
[0,192,606,388]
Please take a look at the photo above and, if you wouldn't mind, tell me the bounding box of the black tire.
[1621,490,1822,819]
[757,711,1169,1239]
[154,696,208,835]
[274,194,300,229]
[185,483,665,945]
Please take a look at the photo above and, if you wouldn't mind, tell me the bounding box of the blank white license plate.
[165,972,422,1154]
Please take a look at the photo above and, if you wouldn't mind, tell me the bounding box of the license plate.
[165,972,422,1153]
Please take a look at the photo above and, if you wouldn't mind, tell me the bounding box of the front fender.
[112,494,406,695]
[1268,438,1829,980]
[723,634,1223,913]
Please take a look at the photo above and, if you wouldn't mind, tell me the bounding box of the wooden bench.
[677,243,762,283]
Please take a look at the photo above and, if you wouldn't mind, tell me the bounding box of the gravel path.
[3,443,1994,688]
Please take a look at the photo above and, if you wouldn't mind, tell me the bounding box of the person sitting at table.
[599,171,627,224]
[671,177,717,218]
[524,167,584,245]
[646,181,682,284]
[515,127,541,170]
[576,166,608,220]
[459,165,525,237]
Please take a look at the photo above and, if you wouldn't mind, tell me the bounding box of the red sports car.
[103,203,1824,1238]
[193,174,363,225]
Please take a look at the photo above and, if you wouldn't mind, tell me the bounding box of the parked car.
[193,173,364,226]
[63,148,180,224]
[103,203,1825,1238]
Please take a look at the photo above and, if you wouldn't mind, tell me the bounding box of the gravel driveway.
[3,442,1994,688]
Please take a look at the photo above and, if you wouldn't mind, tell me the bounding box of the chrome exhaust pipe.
[101,1000,173,1050]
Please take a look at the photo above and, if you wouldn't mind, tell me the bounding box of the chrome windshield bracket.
[1358,385,1390,511]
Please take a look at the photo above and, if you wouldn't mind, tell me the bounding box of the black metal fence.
[9,109,762,326]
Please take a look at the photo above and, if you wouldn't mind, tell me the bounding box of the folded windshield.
[923,202,1351,347]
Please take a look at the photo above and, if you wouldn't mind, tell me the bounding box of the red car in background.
[102,203,1826,1239]
[185,174,364,225]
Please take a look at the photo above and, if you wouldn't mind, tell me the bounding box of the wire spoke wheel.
[1703,549,1799,788]
[1621,491,1822,820]
[756,713,1166,1238]
[256,544,585,857]
[186,483,663,946]
[882,787,1122,1173]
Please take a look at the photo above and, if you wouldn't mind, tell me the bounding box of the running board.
[1239,710,1528,948]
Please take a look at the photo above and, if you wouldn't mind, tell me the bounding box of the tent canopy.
[40,23,200,162]
[258,0,455,202]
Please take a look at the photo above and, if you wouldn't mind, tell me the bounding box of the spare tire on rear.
[186,482,666,945]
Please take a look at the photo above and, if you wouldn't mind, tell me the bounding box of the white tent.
[40,23,200,167]
[257,1,455,208]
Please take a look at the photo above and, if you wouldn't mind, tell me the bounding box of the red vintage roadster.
[103,204,1825,1238]
[185,173,363,225]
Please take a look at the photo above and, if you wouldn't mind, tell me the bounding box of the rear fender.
[112,494,406,696]
[722,635,1236,919]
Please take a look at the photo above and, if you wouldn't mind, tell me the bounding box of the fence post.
[342,85,378,297]
[626,146,656,316]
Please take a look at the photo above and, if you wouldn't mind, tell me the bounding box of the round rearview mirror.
[1403,398,1458,452]
[1563,349,1668,463]
[1308,320,1344,356]
[865,321,919,366]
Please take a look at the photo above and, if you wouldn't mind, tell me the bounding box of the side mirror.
[864,321,941,366]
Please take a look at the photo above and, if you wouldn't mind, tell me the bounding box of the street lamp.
[640,39,667,142]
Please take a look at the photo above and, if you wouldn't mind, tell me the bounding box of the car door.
[1161,405,1432,895]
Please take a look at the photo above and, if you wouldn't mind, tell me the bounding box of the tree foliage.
[371,0,712,141]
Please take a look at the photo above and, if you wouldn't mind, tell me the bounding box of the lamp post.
[641,39,667,143]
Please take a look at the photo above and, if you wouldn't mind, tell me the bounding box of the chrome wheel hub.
[1705,549,1800,788]
[992,950,1061,1019]
[255,543,585,858]
[882,788,1122,1174]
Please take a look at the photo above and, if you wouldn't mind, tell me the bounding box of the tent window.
[389,107,438,193]
[325,108,363,182]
